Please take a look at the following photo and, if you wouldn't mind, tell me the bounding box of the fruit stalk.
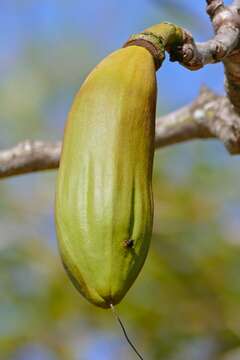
[124,22,185,69]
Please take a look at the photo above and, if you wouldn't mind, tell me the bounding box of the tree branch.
[0,87,239,179]
[170,0,240,113]
[0,141,61,178]
[155,87,240,153]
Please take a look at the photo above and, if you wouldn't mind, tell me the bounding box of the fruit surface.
[55,45,157,308]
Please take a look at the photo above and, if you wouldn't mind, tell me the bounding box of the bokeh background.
[1,0,240,359]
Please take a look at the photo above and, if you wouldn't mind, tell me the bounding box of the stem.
[124,22,185,70]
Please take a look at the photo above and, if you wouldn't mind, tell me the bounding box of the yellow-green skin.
[55,46,157,308]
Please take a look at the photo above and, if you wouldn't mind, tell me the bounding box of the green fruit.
[55,45,157,308]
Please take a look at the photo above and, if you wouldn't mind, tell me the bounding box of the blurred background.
[1,0,240,359]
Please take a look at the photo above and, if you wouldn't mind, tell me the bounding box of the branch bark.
[0,88,239,179]
[0,141,61,178]
[155,87,240,153]
[170,0,240,113]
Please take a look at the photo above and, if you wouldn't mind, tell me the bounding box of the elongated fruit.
[55,45,157,308]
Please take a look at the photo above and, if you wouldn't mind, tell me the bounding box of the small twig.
[0,88,239,179]
[170,0,240,113]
